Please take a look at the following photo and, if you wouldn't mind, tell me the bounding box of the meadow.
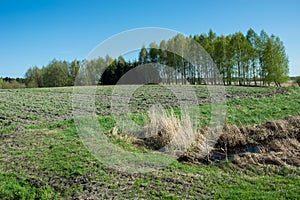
[0,85,299,199]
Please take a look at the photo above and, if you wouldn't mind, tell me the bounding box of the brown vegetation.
[179,116,300,168]
[137,110,197,157]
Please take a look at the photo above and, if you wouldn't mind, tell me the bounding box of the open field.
[0,85,291,130]
[0,85,299,199]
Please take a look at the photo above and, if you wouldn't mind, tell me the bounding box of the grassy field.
[0,85,299,199]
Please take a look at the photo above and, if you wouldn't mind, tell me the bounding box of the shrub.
[0,79,25,89]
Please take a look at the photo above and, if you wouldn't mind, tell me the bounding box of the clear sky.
[1,0,299,78]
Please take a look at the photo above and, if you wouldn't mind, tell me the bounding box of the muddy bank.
[179,116,300,167]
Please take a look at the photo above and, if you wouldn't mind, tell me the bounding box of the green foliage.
[0,172,59,200]
[0,125,18,134]
[138,46,149,64]
[83,57,109,85]
[100,56,136,85]
[0,78,26,89]
[19,29,290,88]
[25,59,81,88]
[262,35,289,86]
[25,66,43,87]
[43,60,70,87]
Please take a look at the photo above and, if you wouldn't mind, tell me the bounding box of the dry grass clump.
[110,126,144,145]
[109,109,212,158]
[141,109,206,158]
[142,110,180,148]
[109,109,205,157]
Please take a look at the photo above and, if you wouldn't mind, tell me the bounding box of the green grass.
[0,86,299,199]
[1,120,299,199]
[227,88,300,125]
[0,85,291,129]
[0,125,18,134]
[97,87,300,131]
[0,172,59,200]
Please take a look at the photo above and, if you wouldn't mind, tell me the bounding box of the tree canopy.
[22,29,289,88]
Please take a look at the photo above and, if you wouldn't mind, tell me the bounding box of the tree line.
[25,60,81,87]
[0,77,26,89]
[22,28,289,87]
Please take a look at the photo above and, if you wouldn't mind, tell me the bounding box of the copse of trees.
[0,77,26,89]
[193,29,289,86]
[80,54,161,85]
[25,59,80,87]
[78,28,290,86]
[23,29,289,88]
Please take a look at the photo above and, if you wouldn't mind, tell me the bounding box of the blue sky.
[1,0,299,77]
